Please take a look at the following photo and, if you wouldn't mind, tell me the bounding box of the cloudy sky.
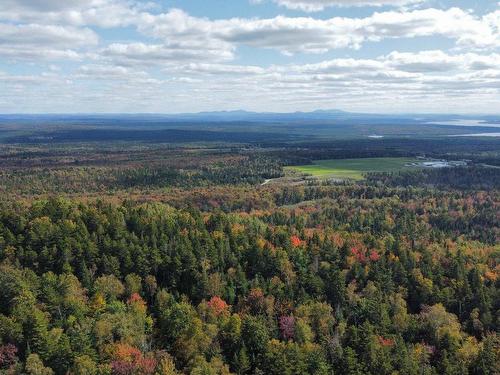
[0,0,499,113]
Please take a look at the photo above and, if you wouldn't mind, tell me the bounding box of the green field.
[285,157,420,180]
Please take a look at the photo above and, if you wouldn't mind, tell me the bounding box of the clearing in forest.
[285,157,421,180]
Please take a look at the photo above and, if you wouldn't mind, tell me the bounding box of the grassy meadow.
[286,157,420,180]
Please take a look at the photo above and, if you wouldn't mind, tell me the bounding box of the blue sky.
[0,0,499,113]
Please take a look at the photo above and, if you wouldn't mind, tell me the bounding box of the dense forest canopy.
[0,132,498,375]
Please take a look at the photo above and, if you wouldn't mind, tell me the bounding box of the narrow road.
[261,179,272,186]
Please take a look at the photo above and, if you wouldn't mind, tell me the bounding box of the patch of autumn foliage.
[111,343,157,375]
[231,223,245,235]
[484,270,497,282]
[329,232,345,248]
[207,296,229,315]
[91,292,107,311]
[369,250,380,261]
[351,247,381,263]
[291,235,304,247]
[377,336,395,347]
[351,247,367,263]
[127,293,147,314]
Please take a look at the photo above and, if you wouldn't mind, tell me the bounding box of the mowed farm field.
[286,157,421,180]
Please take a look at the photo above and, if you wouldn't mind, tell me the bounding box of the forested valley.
[0,137,498,375]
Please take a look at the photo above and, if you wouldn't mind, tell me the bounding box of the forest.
[0,132,498,375]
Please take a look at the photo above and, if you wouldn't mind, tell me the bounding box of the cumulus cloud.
[383,51,500,72]
[6,50,495,113]
[145,51,500,111]
[76,64,149,80]
[2,2,499,55]
[383,50,461,72]
[1,3,499,62]
[0,23,97,47]
[0,0,498,113]
[0,23,97,60]
[139,8,500,55]
[262,0,424,12]
[174,63,266,76]
[101,41,234,66]
[0,0,145,27]
[0,0,91,11]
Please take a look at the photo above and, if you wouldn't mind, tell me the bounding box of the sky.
[0,0,499,114]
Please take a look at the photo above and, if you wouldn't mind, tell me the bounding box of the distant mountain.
[167,109,354,122]
[1,110,498,125]
[135,110,499,124]
[0,109,363,124]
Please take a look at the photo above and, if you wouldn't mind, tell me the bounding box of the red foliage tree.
[111,343,157,375]
[377,336,395,347]
[127,292,147,313]
[351,247,367,263]
[207,296,229,315]
[291,235,304,247]
[369,250,381,262]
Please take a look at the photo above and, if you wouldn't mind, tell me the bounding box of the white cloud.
[0,23,97,47]
[0,23,97,61]
[4,50,497,113]
[174,63,266,76]
[383,50,461,72]
[1,3,499,62]
[76,64,149,79]
[265,0,424,12]
[139,8,500,55]
[0,1,498,113]
[0,46,82,61]
[3,2,499,55]
[0,0,92,11]
[383,51,500,72]
[155,50,500,112]
[0,0,145,27]
[101,41,234,66]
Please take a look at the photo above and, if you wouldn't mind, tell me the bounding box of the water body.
[430,119,500,128]
[452,133,500,137]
